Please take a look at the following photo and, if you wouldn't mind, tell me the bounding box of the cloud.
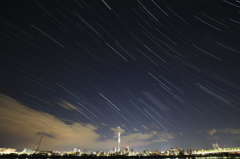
[0,94,176,151]
[142,125,149,130]
[151,131,174,143]
[114,130,174,147]
[205,128,240,140]
[133,128,139,132]
[126,133,153,141]
[151,138,168,143]
[152,131,157,135]
[218,128,240,135]
[156,131,174,139]
[111,126,125,138]
[56,100,81,111]
[100,123,109,126]
[206,136,219,140]
[206,128,240,136]
[149,122,160,130]
[207,129,217,136]
[36,132,55,138]
[0,94,100,151]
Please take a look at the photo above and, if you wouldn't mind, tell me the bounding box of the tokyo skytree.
[118,126,121,152]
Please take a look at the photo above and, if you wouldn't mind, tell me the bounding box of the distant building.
[129,149,135,156]
[73,148,78,152]
[22,148,35,154]
[125,146,129,152]
[0,148,6,154]
[0,148,17,154]
[143,149,150,156]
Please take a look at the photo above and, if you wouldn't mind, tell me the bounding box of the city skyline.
[1,0,240,152]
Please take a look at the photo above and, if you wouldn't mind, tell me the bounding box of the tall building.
[125,146,129,152]
[73,148,78,152]
[118,126,121,152]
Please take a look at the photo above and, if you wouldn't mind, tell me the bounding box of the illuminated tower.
[118,126,121,152]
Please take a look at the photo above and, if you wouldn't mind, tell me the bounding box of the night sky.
[1,0,240,152]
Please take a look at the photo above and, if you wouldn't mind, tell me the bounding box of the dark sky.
[1,0,240,152]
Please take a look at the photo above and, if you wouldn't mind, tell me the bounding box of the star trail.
[0,0,240,151]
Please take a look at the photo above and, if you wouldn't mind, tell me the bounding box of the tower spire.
[118,126,121,152]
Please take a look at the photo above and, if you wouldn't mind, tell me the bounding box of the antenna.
[212,142,220,149]
[35,135,43,154]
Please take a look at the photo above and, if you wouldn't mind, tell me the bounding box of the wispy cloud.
[207,129,217,136]
[206,136,219,140]
[56,100,81,111]
[133,128,139,132]
[206,128,240,136]
[0,94,100,150]
[218,128,240,135]
[100,123,109,126]
[142,125,149,130]
[205,128,240,140]
[111,126,125,138]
